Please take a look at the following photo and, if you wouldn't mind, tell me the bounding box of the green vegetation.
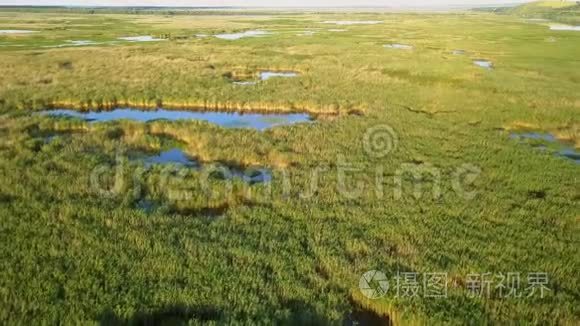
[478,1,580,24]
[0,3,579,325]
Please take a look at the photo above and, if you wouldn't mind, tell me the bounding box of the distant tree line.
[0,6,311,16]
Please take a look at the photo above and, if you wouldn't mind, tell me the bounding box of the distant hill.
[506,1,579,13]
[476,1,580,24]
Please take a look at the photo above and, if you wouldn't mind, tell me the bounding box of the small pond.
[234,168,273,184]
[473,60,493,70]
[142,148,273,184]
[144,148,200,168]
[510,132,580,164]
[118,36,166,42]
[65,40,98,46]
[560,149,580,162]
[260,71,299,81]
[136,199,158,214]
[550,25,580,31]
[384,43,413,50]
[49,40,103,48]
[0,30,37,34]
[41,108,313,131]
[215,30,270,40]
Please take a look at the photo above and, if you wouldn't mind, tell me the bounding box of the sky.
[0,0,535,8]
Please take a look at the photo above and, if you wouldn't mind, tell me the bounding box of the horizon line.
[0,3,522,9]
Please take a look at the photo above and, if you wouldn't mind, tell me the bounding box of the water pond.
[384,43,413,50]
[144,148,200,168]
[65,40,98,46]
[142,148,273,184]
[510,132,579,164]
[48,40,104,48]
[260,71,299,81]
[118,36,166,42]
[41,108,313,131]
[473,60,493,70]
[0,30,37,34]
[215,30,270,40]
[550,25,580,31]
[229,71,299,85]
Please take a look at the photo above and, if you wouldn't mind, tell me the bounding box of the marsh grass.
[0,5,579,325]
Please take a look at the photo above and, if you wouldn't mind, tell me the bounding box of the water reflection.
[142,149,273,183]
[474,60,493,70]
[41,108,313,130]
[510,132,579,164]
